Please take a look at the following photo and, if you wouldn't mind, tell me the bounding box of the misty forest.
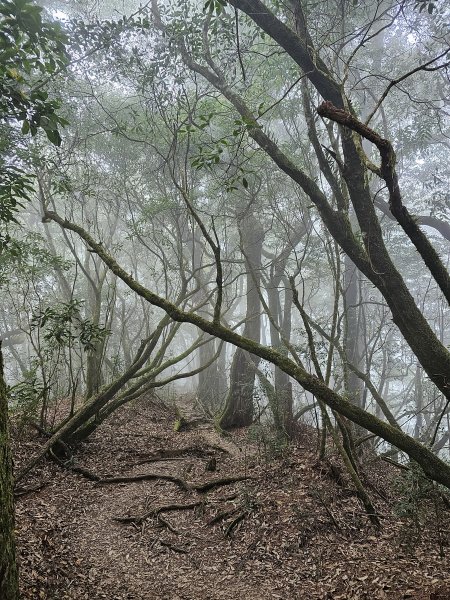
[1,0,450,598]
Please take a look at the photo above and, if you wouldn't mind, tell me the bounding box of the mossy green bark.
[0,345,19,600]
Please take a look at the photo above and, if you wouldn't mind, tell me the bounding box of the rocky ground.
[12,396,450,599]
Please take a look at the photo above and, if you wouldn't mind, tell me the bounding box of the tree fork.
[317,100,450,306]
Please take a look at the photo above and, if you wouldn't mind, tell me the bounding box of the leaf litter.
[12,396,450,599]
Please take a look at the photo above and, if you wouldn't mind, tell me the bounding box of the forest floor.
[12,395,450,600]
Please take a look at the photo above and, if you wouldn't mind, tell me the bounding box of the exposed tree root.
[48,448,101,481]
[98,473,191,491]
[158,540,188,554]
[99,472,253,493]
[127,445,226,468]
[129,457,185,467]
[207,506,241,526]
[312,490,340,530]
[69,465,101,481]
[156,514,178,534]
[14,481,49,498]
[380,456,410,471]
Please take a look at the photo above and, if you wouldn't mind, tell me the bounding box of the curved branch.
[375,198,450,243]
[318,101,450,307]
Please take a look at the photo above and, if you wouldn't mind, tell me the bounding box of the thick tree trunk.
[221,347,256,428]
[0,344,19,600]
[190,227,228,413]
[220,214,264,429]
[343,257,364,408]
[343,256,368,444]
[85,284,104,400]
[414,365,424,439]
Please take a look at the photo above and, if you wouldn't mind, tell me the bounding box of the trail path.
[14,396,450,599]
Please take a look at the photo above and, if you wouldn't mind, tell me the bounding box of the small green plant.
[31,299,109,352]
[394,462,447,555]
[248,423,288,462]
[9,369,44,433]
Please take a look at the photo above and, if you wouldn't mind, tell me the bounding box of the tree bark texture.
[266,272,294,432]
[0,343,19,600]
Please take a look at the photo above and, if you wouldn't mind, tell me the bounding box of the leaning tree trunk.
[220,213,264,429]
[0,343,19,600]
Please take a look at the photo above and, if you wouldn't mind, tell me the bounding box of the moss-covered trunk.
[0,344,19,600]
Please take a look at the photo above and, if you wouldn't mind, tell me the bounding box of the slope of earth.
[12,396,450,600]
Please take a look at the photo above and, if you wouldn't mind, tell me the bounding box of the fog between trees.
[1,1,449,597]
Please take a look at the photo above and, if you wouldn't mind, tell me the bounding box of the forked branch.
[318,101,450,307]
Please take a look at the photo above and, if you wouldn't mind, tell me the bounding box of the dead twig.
[159,540,188,554]
[49,447,101,481]
[98,472,253,494]
[156,514,179,534]
[207,505,241,526]
[224,511,248,537]
[14,480,49,498]
[129,457,185,467]
[314,492,341,530]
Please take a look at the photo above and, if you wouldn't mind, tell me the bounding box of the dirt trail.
[174,394,248,458]
[14,397,450,599]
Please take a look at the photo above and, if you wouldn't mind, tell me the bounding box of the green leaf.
[45,128,62,146]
